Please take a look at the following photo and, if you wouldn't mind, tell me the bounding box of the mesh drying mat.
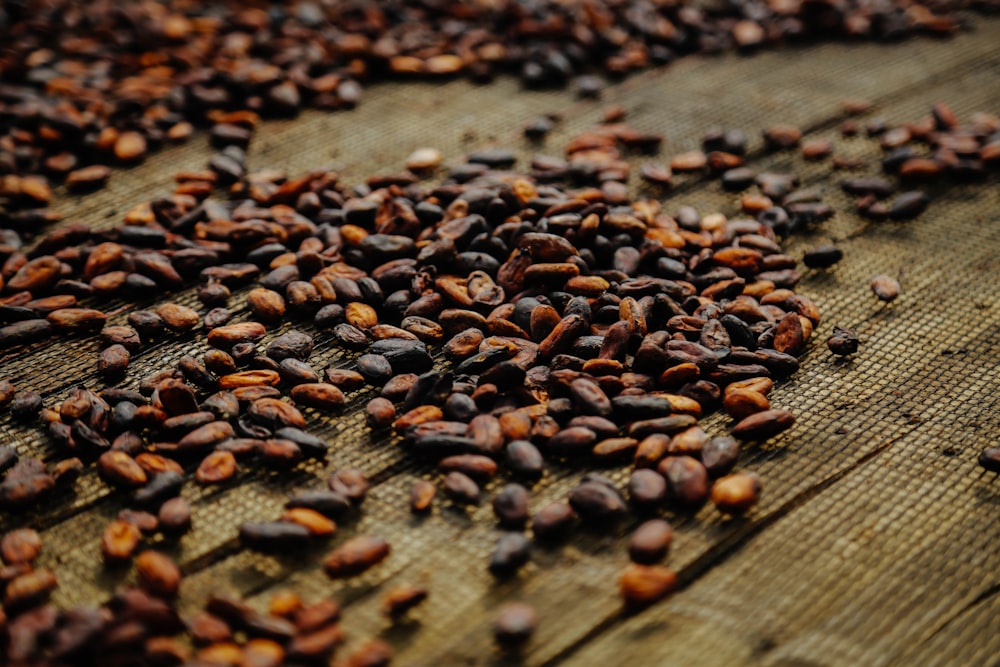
[1,22,999,667]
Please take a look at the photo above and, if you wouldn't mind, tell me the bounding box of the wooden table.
[2,19,999,666]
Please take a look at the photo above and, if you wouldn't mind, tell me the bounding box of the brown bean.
[723,388,771,421]
[365,398,396,429]
[281,508,337,537]
[328,469,369,503]
[443,471,480,505]
[289,383,344,410]
[4,568,58,610]
[247,288,286,322]
[659,456,710,506]
[712,472,762,514]
[493,601,538,647]
[102,520,142,564]
[410,480,437,513]
[158,497,193,536]
[135,551,181,598]
[156,303,201,332]
[207,322,267,348]
[731,409,795,441]
[97,451,148,488]
[1,528,42,565]
[98,343,131,380]
[870,275,901,302]
[619,564,677,609]
[196,451,237,484]
[323,536,390,578]
[628,519,673,564]
[47,308,107,332]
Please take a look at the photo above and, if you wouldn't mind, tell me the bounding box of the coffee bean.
[241,522,312,553]
[101,520,142,564]
[870,275,901,302]
[827,326,860,355]
[530,501,576,542]
[493,601,538,647]
[628,519,673,564]
[979,447,1000,473]
[158,497,193,537]
[568,480,627,526]
[712,472,762,514]
[659,456,710,506]
[731,409,795,441]
[97,451,147,488]
[619,564,677,610]
[493,484,531,528]
[628,469,668,509]
[382,585,429,619]
[410,480,437,513]
[323,536,390,578]
[701,436,741,477]
[135,551,181,598]
[443,471,481,505]
[504,440,545,481]
[196,451,237,485]
[1,528,42,565]
[489,532,532,577]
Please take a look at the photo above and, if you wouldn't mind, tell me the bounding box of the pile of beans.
[0,0,980,226]
[0,94,997,661]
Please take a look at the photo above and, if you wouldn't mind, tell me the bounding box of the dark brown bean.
[702,436,741,477]
[827,326,860,355]
[443,471,481,505]
[659,456,710,506]
[493,483,531,528]
[241,522,312,553]
[158,497,193,536]
[628,469,668,509]
[628,519,673,564]
[493,601,538,647]
[568,480,627,526]
[979,447,1000,473]
[505,440,545,481]
[489,532,532,577]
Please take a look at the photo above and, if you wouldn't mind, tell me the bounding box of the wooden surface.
[2,21,999,666]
